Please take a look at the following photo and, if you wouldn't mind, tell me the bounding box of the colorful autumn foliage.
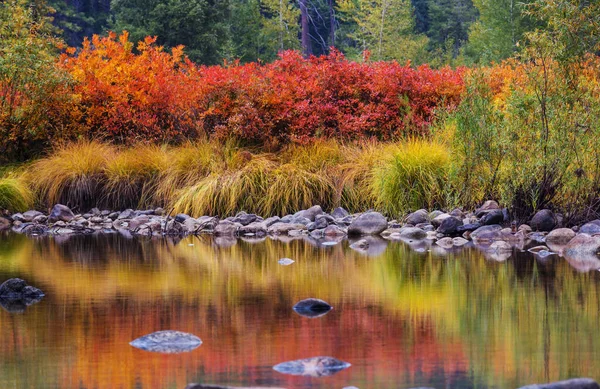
[54,32,465,148]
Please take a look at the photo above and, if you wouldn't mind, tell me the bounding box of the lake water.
[1,232,599,389]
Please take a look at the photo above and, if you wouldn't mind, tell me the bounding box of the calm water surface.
[1,232,600,389]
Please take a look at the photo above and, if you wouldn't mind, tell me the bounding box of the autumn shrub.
[0,175,33,212]
[372,140,451,216]
[26,140,116,211]
[56,33,465,147]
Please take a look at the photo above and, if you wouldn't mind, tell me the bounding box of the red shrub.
[61,33,465,146]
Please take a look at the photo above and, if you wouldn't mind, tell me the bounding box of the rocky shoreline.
[2,201,600,264]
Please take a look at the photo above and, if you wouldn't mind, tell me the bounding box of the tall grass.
[21,139,453,217]
[27,140,116,211]
[372,139,451,216]
[0,176,33,212]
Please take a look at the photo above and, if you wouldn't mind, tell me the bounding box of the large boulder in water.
[530,209,556,232]
[130,330,202,353]
[546,228,576,254]
[480,209,504,226]
[348,212,387,236]
[518,378,600,389]
[293,298,332,318]
[437,216,463,235]
[563,234,600,272]
[0,278,45,313]
[48,204,75,223]
[273,356,351,377]
[579,220,600,235]
[294,205,324,222]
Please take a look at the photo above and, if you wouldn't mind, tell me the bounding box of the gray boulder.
[22,210,43,222]
[405,209,428,225]
[579,220,600,235]
[49,204,75,222]
[273,356,351,377]
[268,223,306,235]
[348,212,387,236]
[437,216,463,235]
[480,209,504,225]
[323,224,346,237]
[471,225,502,240]
[398,227,427,240]
[214,220,240,236]
[331,207,349,219]
[546,228,576,245]
[530,209,556,232]
[130,330,202,353]
[294,205,324,222]
[518,378,599,389]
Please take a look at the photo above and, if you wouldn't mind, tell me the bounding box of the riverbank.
[4,202,600,269]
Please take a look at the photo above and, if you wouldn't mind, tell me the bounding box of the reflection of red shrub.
[61,33,465,145]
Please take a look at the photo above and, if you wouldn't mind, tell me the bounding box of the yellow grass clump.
[0,175,34,212]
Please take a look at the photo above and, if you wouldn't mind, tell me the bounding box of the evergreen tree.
[426,0,478,56]
[260,0,301,53]
[111,0,230,64]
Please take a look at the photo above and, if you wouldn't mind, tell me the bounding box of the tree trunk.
[300,0,312,57]
[328,0,335,47]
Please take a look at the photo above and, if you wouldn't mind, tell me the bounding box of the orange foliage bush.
[59,33,465,146]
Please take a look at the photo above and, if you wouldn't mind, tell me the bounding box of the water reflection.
[0,233,599,388]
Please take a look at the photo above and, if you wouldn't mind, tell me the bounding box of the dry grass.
[103,144,169,209]
[26,140,116,211]
[0,175,34,212]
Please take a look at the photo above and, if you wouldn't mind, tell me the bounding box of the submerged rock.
[130,330,202,353]
[0,278,45,313]
[293,298,332,318]
[273,356,351,377]
[278,258,295,266]
[518,378,600,389]
[348,212,387,236]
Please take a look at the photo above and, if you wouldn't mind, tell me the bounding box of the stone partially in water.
[348,212,387,236]
[130,330,202,353]
[278,258,295,266]
[518,378,600,389]
[0,278,45,313]
[293,298,332,318]
[273,356,351,377]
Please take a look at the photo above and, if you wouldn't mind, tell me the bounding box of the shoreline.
[2,202,600,265]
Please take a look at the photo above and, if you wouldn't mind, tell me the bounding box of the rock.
[48,204,75,222]
[436,237,454,249]
[437,216,463,235]
[331,207,349,219]
[323,224,346,237]
[546,228,576,245]
[476,200,500,217]
[214,221,240,236]
[0,217,11,230]
[579,220,600,235]
[273,356,351,377]
[449,208,463,217]
[563,234,600,269]
[530,209,556,232]
[471,225,502,241]
[519,224,533,233]
[428,210,444,220]
[118,209,135,220]
[456,223,481,233]
[278,258,295,266]
[130,330,202,353]
[405,209,428,225]
[238,222,267,236]
[0,278,45,313]
[22,210,43,222]
[348,212,387,236]
[480,209,504,225]
[518,378,600,389]
[293,298,332,318]
[452,237,469,246]
[263,216,281,227]
[294,205,324,222]
[232,212,259,226]
[129,215,150,230]
[174,213,191,223]
[431,213,451,228]
[307,217,328,231]
[398,227,427,241]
